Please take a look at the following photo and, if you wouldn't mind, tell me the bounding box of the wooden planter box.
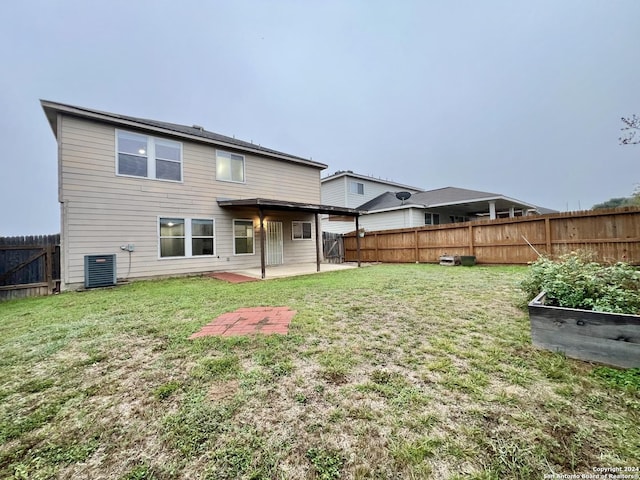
[528,292,640,368]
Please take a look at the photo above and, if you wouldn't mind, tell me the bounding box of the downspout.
[259,208,266,279]
[315,213,321,272]
[355,214,361,267]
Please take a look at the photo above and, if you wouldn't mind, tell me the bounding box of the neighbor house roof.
[358,187,541,215]
[321,170,422,191]
[40,100,327,169]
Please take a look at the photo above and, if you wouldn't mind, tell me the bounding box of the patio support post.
[259,208,266,279]
[489,201,496,220]
[315,213,321,272]
[355,215,361,267]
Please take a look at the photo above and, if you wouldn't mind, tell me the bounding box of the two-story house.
[320,171,422,234]
[42,101,359,289]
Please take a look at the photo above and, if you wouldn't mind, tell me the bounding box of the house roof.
[358,187,542,215]
[321,170,422,191]
[40,100,327,170]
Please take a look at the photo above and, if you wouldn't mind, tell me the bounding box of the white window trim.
[216,149,246,184]
[425,213,440,225]
[233,219,255,255]
[116,129,183,183]
[292,221,313,240]
[157,216,216,259]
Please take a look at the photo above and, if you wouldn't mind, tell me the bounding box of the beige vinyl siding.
[58,116,322,288]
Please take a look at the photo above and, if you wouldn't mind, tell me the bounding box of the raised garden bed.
[528,291,640,368]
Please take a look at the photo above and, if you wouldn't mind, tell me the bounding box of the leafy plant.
[521,252,640,314]
[306,447,344,480]
[592,367,640,390]
[153,381,181,400]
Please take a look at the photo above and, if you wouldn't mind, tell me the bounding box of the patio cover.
[217,198,362,278]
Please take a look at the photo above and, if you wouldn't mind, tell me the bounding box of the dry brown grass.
[0,264,638,479]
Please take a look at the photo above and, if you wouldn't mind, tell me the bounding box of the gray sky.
[1,0,639,235]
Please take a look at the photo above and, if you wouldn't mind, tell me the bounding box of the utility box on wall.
[84,254,116,288]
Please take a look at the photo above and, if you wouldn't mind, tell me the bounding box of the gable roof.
[321,170,422,191]
[40,100,327,169]
[358,186,541,214]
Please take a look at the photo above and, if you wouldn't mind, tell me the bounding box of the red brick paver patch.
[208,272,258,283]
[189,306,296,339]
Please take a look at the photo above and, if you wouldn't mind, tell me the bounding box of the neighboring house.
[357,187,545,231]
[321,171,422,234]
[321,171,554,233]
[41,100,359,289]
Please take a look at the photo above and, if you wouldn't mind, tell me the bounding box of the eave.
[40,100,327,170]
[217,198,362,216]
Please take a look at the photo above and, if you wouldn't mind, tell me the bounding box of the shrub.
[520,252,640,314]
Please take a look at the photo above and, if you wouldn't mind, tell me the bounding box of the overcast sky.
[1,0,639,235]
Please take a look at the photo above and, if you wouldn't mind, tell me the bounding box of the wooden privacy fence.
[344,207,640,265]
[0,234,61,301]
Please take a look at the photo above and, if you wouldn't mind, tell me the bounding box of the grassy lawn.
[0,264,638,479]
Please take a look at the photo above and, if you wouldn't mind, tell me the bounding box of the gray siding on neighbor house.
[58,115,321,288]
[321,174,423,234]
[322,176,420,209]
[360,209,419,231]
[320,177,347,208]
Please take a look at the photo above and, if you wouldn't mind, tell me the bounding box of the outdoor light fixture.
[138,148,146,154]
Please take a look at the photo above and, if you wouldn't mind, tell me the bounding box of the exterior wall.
[361,209,417,231]
[321,174,421,234]
[58,115,322,288]
[320,217,359,235]
[321,175,420,209]
[320,177,347,207]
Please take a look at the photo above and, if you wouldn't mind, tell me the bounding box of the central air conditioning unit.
[84,254,117,288]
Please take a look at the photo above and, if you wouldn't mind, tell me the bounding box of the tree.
[620,114,640,145]
[619,116,640,206]
[592,197,635,210]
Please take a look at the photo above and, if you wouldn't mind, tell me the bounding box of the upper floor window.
[216,150,245,183]
[292,221,312,240]
[349,181,364,195]
[117,130,182,182]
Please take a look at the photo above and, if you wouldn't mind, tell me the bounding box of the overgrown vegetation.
[0,264,638,478]
[520,252,640,314]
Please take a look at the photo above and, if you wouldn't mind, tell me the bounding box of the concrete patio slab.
[234,262,360,280]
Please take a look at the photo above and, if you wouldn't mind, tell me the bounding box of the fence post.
[545,218,552,255]
[374,233,379,262]
[468,224,474,257]
[414,230,419,262]
[46,244,54,294]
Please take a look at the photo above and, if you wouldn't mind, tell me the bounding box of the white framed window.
[425,213,440,225]
[159,217,215,258]
[216,150,245,183]
[292,221,312,240]
[349,181,364,195]
[233,219,254,255]
[117,130,182,182]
